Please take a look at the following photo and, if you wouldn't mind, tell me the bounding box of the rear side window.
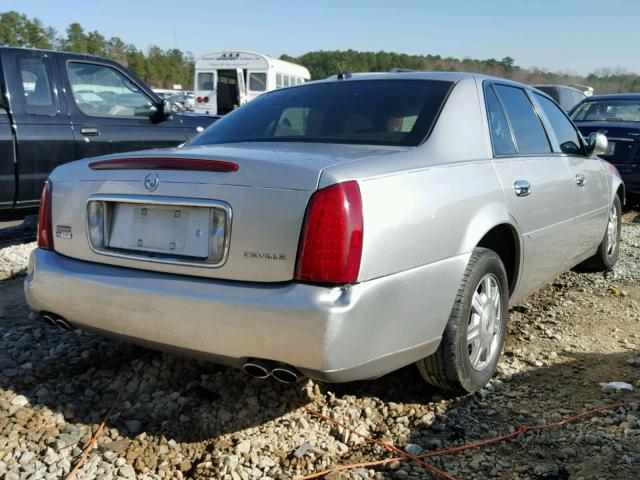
[188,79,453,147]
[494,85,551,154]
[18,56,56,115]
[249,72,267,91]
[534,93,582,155]
[485,85,516,155]
[197,72,214,90]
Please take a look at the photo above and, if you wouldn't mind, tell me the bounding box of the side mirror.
[161,98,173,118]
[586,132,608,156]
[151,98,173,123]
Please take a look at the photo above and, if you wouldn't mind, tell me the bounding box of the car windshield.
[570,99,640,123]
[188,79,453,147]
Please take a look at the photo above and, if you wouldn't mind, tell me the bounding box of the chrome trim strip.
[584,136,634,143]
[85,194,232,269]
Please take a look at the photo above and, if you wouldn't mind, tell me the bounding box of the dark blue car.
[570,94,640,194]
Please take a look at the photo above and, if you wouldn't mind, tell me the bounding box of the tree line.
[2,10,640,93]
[282,50,640,94]
[0,11,193,88]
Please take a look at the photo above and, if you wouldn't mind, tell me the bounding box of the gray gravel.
[0,222,638,479]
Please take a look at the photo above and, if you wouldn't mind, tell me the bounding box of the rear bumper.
[25,249,468,382]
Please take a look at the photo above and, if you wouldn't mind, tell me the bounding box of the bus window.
[284,75,290,87]
[249,72,267,91]
[197,72,214,90]
[276,73,283,88]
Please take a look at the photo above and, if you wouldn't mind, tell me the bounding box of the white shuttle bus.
[193,51,310,115]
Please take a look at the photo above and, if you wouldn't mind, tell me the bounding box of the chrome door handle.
[80,127,100,136]
[575,173,587,187]
[514,180,531,197]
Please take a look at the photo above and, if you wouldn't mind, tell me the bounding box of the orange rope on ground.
[302,398,639,480]
[304,407,458,480]
[63,371,131,480]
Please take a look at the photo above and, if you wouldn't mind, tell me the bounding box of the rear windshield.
[570,99,640,123]
[535,86,560,103]
[188,79,453,147]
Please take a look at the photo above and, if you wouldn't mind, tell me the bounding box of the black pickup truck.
[0,47,216,215]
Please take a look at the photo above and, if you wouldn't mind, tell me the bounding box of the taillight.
[295,181,363,284]
[37,180,53,250]
[203,96,210,103]
[196,96,203,103]
[89,157,238,172]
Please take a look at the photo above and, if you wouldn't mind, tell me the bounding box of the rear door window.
[484,85,516,155]
[197,72,214,90]
[494,84,551,154]
[534,93,583,155]
[18,56,57,115]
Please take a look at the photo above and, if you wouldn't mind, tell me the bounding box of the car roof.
[584,93,640,101]
[312,70,538,89]
[532,84,585,93]
[0,46,108,63]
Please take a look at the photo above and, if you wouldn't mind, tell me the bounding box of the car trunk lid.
[49,142,405,282]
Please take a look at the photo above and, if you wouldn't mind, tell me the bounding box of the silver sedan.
[25,72,623,393]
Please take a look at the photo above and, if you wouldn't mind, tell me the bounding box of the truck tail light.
[37,180,54,250]
[295,181,363,284]
[196,96,203,103]
[203,96,210,103]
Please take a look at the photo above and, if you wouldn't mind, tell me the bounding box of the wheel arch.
[460,203,522,297]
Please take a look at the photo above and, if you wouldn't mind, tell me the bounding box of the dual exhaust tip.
[40,313,75,331]
[243,360,302,383]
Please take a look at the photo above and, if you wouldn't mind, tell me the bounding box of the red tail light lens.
[203,96,210,103]
[196,96,203,103]
[295,181,363,284]
[37,180,53,250]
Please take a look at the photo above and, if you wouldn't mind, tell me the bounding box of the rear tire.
[580,195,621,271]
[417,248,509,393]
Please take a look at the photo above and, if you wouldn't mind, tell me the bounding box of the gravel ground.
[0,215,638,480]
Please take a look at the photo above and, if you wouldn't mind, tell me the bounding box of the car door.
[0,108,14,208]
[5,51,74,206]
[533,92,609,260]
[485,82,575,297]
[59,58,188,160]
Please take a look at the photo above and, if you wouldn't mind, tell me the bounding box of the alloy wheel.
[467,273,502,371]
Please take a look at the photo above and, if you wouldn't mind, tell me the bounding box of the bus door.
[236,68,247,106]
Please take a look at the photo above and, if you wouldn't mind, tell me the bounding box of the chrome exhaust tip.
[242,361,271,379]
[40,313,75,331]
[271,367,301,383]
[53,317,74,331]
[40,313,57,327]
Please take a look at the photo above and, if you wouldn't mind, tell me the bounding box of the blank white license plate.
[605,142,615,156]
[108,203,211,258]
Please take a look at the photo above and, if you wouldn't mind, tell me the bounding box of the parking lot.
[0,209,638,480]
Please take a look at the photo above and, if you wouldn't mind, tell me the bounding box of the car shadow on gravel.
[2,316,637,445]
[0,215,37,248]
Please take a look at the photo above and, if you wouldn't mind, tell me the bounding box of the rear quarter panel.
[357,161,511,280]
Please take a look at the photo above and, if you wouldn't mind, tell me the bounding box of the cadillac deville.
[25,72,624,393]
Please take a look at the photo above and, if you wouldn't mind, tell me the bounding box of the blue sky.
[4,0,639,75]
